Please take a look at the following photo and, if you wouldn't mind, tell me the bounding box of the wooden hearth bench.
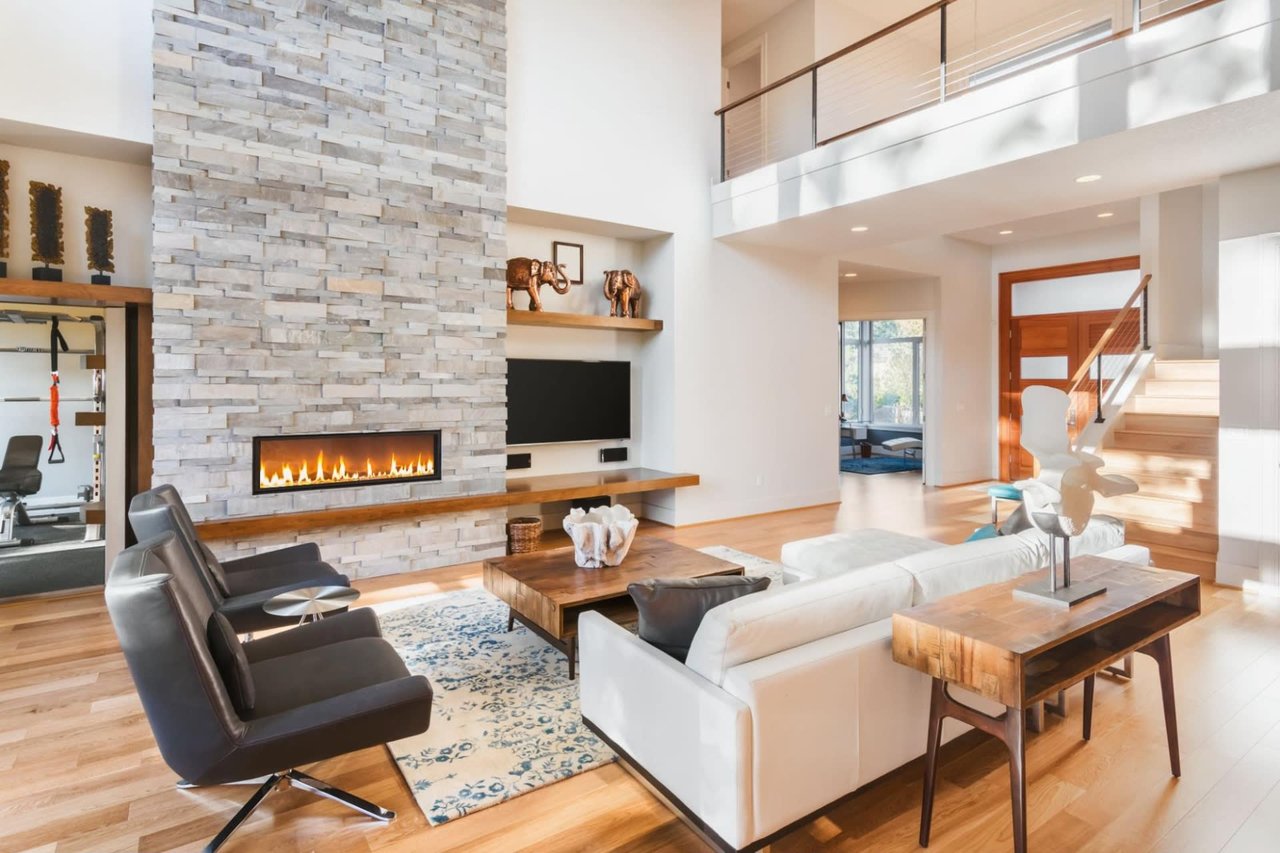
[192,467,698,540]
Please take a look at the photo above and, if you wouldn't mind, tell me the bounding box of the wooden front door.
[998,256,1142,482]
[1005,308,1139,480]
[1008,313,1078,480]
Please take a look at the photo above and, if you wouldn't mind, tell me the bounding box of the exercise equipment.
[0,437,44,549]
[47,317,69,464]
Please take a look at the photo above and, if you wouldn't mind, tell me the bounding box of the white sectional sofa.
[579,518,1146,853]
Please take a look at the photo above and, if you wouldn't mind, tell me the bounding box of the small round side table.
[263,585,360,625]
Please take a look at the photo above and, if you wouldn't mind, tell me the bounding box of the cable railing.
[716,0,1224,181]
[1066,274,1152,445]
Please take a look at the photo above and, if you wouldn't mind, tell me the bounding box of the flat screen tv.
[507,358,631,445]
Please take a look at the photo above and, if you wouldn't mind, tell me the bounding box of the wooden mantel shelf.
[194,467,698,540]
[0,278,153,306]
[507,310,663,332]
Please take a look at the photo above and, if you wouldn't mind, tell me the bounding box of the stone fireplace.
[150,0,509,577]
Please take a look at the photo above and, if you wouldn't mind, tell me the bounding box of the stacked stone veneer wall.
[151,0,508,577]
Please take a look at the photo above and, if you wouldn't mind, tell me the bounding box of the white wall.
[1216,164,1280,590]
[506,221,646,479]
[0,1,153,145]
[0,143,153,285]
[1141,186,1215,358]
[510,0,840,525]
[839,276,938,318]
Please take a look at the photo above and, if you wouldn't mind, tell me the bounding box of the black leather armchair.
[128,484,350,632]
[106,532,432,852]
[0,435,43,549]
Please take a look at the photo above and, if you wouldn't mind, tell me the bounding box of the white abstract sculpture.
[563,504,639,569]
[1013,386,1139,606]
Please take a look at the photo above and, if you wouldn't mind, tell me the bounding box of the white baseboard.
[1214,558,1256,589]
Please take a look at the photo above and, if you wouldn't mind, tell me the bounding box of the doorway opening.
[840,318,925,477]
[722,38,765,178]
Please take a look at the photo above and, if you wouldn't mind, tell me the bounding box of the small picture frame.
[553,240,584,285]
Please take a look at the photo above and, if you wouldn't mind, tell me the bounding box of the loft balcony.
[713,0,1278,241]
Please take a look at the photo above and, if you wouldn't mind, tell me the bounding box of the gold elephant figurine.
[506,257,571,311]
[603,269,642,318]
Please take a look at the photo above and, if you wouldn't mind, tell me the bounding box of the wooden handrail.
[714,0,954,117]
[1066,273,1151,391]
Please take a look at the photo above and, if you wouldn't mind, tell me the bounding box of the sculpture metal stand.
[1011,386,1138,608]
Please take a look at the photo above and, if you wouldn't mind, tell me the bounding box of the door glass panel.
[1011,271,1139,316]
[1020,355,1068,380]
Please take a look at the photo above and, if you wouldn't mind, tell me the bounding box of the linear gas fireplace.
[253,430,442,495]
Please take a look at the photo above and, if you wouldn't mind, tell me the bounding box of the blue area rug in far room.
[374,546,786,827]
[841,455,923,475]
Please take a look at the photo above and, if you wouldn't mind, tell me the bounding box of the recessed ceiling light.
[1097,211,1114,218]
[999,230,1014,235]
[1076,174,1102,183]
[850,226,869,232]
[843,272,858,278]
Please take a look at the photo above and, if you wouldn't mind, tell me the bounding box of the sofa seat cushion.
[685,562,914,686]
[246,636,410,719]
[780,529,944,582]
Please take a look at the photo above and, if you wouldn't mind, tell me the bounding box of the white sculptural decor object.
[563,504,639,569]
[1012,386,1139,607]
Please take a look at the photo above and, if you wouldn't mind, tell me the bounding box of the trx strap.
[47,317,68,464]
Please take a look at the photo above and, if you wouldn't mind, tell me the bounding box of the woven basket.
[506,516,543,554]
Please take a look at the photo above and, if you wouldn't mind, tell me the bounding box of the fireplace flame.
[259,450,435,490]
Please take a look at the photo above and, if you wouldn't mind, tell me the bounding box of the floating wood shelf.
[74,411,106,427]
[0,279,153,306]
[507,310,663,332]
[194,467,698,540]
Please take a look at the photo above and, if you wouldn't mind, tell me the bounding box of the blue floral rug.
[377,588,614,826]
[374,546,785,827]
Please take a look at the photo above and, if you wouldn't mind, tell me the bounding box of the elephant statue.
[506,257,571,311]
[603,269,643,318]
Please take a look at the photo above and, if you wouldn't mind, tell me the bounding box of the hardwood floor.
[2,473,1277,852]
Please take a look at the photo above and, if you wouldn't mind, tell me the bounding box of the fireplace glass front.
[253,430,442,495]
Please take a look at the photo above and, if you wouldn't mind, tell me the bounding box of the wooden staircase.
[1096,359,1218,580]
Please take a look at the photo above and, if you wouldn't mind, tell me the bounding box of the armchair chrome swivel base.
[177,769,395,852]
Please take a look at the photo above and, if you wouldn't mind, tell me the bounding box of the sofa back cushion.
[896,514,1126,604]
[685,562,913,686]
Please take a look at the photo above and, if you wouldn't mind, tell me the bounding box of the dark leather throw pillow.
[628,575,771,662]
[207,611,255,714]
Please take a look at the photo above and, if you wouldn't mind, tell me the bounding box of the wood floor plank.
[0,473,1275,852]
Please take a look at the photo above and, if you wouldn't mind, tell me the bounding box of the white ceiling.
[949,198,1140,246]
[836,260,926,282]
[723,89,1280,257]
[722,0,796,45]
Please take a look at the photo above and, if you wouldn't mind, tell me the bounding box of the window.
[839,319,925,427]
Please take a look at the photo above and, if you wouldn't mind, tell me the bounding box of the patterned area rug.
[377,544,784,826]
[840,454,922,475]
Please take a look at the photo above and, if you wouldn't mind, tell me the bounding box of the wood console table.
[891,556,1200,853]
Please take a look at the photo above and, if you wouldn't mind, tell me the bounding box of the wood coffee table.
[483,538,744,679]
[892,555,1200,853]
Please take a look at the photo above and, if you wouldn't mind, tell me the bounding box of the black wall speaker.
[507,453,532,470]
[600,447,628,463]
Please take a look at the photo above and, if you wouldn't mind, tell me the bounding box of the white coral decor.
[563,504,639,568]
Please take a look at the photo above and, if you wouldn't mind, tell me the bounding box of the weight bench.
[0,436,44,549]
